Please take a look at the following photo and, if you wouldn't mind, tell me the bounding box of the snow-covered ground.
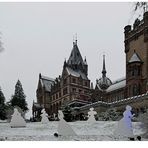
[0,121,146,141]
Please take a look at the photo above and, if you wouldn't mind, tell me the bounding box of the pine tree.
[0,87,6,120]
[10,80,28,112]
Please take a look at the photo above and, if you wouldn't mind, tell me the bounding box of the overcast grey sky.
[0,2,137,118]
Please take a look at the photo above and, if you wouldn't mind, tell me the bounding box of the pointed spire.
[73,33,77,45]
[63,58,67,68]
[84,56,87,65]
[75,33,77,45]
[39,73,42,79]
[102,54,106,77]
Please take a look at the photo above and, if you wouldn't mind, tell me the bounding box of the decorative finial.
[102,54,106,77]
[64,58,66,62]
[75,33,77,44]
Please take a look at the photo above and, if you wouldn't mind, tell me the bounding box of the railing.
[77,92,148,111]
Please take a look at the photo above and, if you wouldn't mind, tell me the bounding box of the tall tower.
[124,11,148,97]
[97,55,112,91]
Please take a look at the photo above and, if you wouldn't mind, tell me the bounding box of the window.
[63,87,68,95]
[72,78,76,83]
[56,93,58,99]
[79,89,82,93]
[130,65,141,77]
[59,92,61,98]
[84,91,88,94]
[138,66,141,76]
[133,84,140,96]
[84,82,87,86]
[63,78,67,85]
[72,88,76,92]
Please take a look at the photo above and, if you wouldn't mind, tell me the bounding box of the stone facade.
[124,12,148,97]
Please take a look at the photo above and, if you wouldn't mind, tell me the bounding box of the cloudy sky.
[0,2,139,118]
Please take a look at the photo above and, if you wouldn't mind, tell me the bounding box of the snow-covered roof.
[40,75,54,92]
[106,77,126,92]
[96,83,103,91]
[41,75,55,81]
[33,103,43,109]
[128,52,142,63]
[66,67,88,80]
[97,76,112,90]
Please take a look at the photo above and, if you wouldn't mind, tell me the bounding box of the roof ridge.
[128,51,142,63]
[41,75,55,81]
[112,77,126,84]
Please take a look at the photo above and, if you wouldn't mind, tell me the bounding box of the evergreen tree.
[63,105,73,122]
[0,87,6,120]
[10,80,28,112]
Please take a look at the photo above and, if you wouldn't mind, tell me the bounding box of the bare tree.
[134,2,148,13]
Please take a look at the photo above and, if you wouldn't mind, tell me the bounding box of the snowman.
[41,109,49,124]
[56,110,76,136]
[87,107,97,122]
[114,105,134,139]
[10,108,26,128]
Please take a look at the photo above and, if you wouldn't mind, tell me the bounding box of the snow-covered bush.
[98,108,121,121]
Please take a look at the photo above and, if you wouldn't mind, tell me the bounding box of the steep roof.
[67,41,84,65]
[128,52,142,63]
[106,77,126,92]
[66,67,88,80]
[40,75,54,92]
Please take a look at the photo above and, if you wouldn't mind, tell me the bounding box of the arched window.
[56,103,58,113]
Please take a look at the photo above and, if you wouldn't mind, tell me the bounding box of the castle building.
[33,11,148,119]
[33,40,91,118]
